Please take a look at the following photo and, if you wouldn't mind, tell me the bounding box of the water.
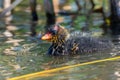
[0,0,120,80]
[0,36,119,80]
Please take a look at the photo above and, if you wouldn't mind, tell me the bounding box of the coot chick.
[41,24,113,56]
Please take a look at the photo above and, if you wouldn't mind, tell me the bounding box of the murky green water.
[0,0,120,80]
[0,27,119,80]
[0,39,119,80]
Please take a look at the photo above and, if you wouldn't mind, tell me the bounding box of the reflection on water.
[0,37,119,80]
[0,31,120,80]
[0,0,120,80]
[1,23,120,80]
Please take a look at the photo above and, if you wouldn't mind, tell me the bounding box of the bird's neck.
[47,42,66,56]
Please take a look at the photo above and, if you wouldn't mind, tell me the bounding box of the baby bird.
[41,24,113,56]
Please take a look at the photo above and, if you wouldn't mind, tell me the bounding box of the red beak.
[41,33,52,40]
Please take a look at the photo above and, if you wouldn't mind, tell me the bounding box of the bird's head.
[41,24,69,43]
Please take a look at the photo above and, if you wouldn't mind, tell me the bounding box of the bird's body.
[41,24,113,56]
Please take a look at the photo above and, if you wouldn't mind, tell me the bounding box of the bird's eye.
[51,30,57,35]
[48,26,58,35]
